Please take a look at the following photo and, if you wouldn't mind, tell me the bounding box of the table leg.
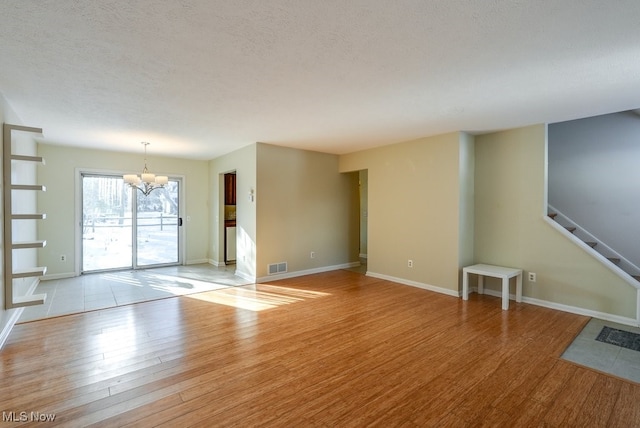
[502,277,509,310]
[516,273,522,303]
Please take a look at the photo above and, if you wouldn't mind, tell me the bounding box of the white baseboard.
[359,253,368,259]
[42,272,76,281]
[257,262,360,283]
[0,278,42,350]
[0,307,24,350]
[235,269,256,283]
[366,272,460,298]
[523,295,639,327]
[472,287,639,327]
[186,259,210,265]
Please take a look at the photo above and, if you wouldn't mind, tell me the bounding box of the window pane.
[82,175,132,271]
[136,180,179,266]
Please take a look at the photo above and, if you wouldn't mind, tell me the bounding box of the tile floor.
[18,264,251,323]
[562,317,640,384]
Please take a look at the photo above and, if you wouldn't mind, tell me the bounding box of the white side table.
[462,264,523,310]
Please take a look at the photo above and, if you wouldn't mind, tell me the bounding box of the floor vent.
[268,262,287,275]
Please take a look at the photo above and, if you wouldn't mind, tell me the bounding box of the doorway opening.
[223,172,237,265]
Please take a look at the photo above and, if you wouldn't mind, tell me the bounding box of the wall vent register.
[268,262,288,275]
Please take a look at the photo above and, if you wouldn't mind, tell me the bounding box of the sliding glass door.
[135,180,180,267]
[81,174,181,273]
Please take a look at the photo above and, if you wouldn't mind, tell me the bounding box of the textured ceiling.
[1,1,640,159]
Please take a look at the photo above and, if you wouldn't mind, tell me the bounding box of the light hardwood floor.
[2,270,639,427]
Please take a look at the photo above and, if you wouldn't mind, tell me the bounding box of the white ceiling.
[1,1,640,160]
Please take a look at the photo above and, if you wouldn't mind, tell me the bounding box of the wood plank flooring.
[1,270,639,427]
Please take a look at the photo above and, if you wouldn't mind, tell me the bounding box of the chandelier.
[123,142,168,196]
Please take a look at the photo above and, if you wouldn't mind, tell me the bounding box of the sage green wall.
[475,125,636,319]
[209,143,257,280]
[339,132,471,293]
[36,144,210,276]
[255,143,359,279]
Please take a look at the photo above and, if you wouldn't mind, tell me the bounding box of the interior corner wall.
[37,144,210,276]
[458,132,475,268]
[209,143,257,280]
[475,124,636,319]
[339,132,464,293]
[255,143,359,279]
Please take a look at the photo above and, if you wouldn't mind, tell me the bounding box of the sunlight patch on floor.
[186,283,330,311]
[102,271,230,295]
[18,264,251,323]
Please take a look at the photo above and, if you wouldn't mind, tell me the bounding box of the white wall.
[549,111,640,267]
[9,125,39,294]
[0,94,41,345]
[0,95,10,335]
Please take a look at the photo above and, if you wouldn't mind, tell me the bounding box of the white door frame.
[74,168,186,275]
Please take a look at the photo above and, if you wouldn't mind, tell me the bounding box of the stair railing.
[546,204,640,290]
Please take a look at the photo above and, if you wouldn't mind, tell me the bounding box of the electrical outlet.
[408,259,413,268]
[528,272,536,282]
[310,251,315,259]
[60,255,66,262]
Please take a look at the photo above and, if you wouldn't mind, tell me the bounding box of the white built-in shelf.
[11,154,45,164]
[12,240,47,249]
[3,123,48,309]
[13,294,47,307]
[12,213,47,220]
[13,266,47,278]
[12,184,46,191]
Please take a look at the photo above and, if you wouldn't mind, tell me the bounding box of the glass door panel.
[82,174,181,273]
[135,180,180,267]
[82,175,132,272]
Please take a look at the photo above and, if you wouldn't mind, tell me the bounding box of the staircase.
[547,206,640,285]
